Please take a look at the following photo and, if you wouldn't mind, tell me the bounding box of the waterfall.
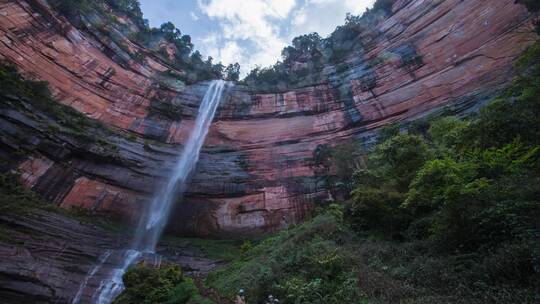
[133,79,228,252]
[73,80,230,304]
[72,250,112,304]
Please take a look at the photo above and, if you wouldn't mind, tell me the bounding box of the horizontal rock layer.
[0,211,219,303]
[0,0,537,236]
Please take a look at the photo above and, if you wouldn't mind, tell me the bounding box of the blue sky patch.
[139,0,376,75]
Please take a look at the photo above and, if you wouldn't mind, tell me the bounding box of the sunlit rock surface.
[0,0,536,237]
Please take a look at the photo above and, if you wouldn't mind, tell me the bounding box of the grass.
[161,235,243,262]
[56,206,134,234]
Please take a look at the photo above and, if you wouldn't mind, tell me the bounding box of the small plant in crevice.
[237,157,250,170]
[358,71,378,96]
[395,43,424,76]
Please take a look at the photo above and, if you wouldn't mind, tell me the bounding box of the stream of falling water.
[73,80,230,304]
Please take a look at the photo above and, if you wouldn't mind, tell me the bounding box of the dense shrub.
[206,211,366,304]
[339,41,540,299]
[347,41,540,245]
[114,265,213,304]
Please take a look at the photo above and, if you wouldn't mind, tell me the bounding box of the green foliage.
[371,134,430,190]
[224,63,241,82]
[0,61,95,134]
[349,186,406,235]
[129,21,227,83]
[427,117,468,150]
[372,0,397,14]
[161,236,242,262]
[329,140,364,192]
[378,123,400,141]
[50,0,237,83]
[205,40,540,304]
[0,174,49,213]
[239,240,252,254]
[244,1,399,88]
[49,0,98,19]
[282,32,323,65]
[404,158,480,210]
[462,42,540,149]
[312,141,364,195]
[114,264,213,304]
[340,41,540,298]
[206,211,364,303]
[105,0,144,26]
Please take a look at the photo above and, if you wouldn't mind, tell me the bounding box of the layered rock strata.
[0,0,537,236]
[0,211,218,303]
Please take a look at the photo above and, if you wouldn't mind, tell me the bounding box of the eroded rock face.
[0,211,219,303]
[0,0,537,236]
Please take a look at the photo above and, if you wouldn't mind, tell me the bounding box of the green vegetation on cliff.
[0,61,93,133]
[243,0,399,90]
[0,62,129,230]
[0,61,128,160]
[0,173,129,232]
[48,0,239,83]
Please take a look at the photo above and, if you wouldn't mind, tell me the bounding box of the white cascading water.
[72,250,112,304]
[73,80,230,304]
[133,79,229,252]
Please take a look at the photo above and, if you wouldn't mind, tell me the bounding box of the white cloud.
[190,11,199,21]
[196,0,374,76]
[345,0,374,15]
[288,0,375,38]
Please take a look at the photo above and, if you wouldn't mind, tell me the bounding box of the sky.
[139,0,376,75]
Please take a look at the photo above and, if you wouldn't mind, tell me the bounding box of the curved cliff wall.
[0,0,536,236]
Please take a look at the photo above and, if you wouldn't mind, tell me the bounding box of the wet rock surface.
[0,211,220,304]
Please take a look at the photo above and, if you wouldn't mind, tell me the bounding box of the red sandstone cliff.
[0,0,537,236]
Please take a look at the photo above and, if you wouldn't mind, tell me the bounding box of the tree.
[160,22,176,37]
[282,33,322,65]
[372,0,397,14]
[105,0,144,20]
[428,116,468,151]
[372,134,431,191]
[224,63,241,81]
[212,62,225,78]
[174,34,193,58]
